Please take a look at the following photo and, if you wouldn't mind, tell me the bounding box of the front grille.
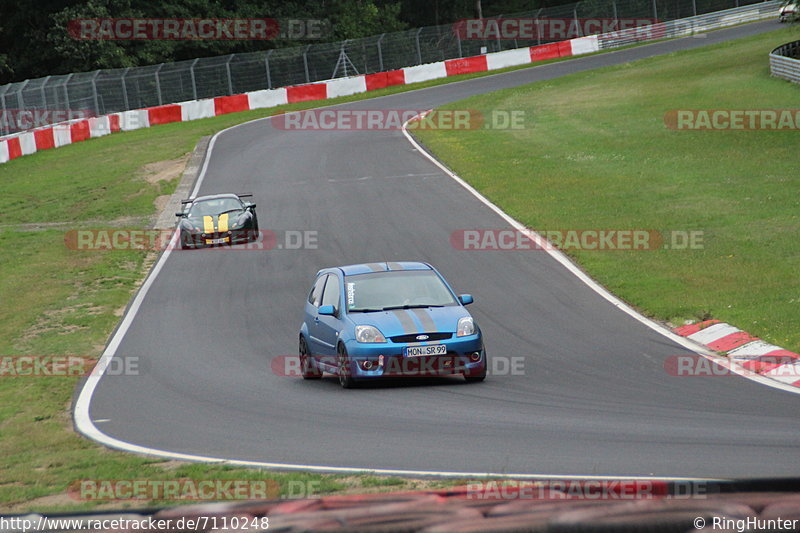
[390,332,452,343]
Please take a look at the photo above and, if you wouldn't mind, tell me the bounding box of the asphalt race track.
[80,20,800,479]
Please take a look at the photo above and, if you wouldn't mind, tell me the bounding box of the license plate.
[405,344,447,357]
[205,237,229,244]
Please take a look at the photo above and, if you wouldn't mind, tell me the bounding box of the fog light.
[470,352,482,362]
[361,360,374,370]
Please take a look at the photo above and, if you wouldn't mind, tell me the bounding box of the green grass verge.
[1,47,608,512]
[414,26,800,350]
[0,25,791,512]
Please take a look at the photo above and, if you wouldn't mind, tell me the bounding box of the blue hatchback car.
[299,262,486,388]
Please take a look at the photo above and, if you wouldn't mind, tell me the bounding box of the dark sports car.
[175,193,259,249]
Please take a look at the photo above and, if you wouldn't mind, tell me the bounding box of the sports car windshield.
[346,271,458,312]
[188,198,242,216]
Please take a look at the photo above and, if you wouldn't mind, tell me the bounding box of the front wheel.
[299,336,321,379]
[337,344,355,389]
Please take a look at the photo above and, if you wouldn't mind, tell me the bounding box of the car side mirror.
[318,305,336,316]
[458,294,474,305]
[248,203,257,209]
[175,212,186,217]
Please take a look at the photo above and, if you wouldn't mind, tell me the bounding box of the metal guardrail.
[597,1,779,48]
[0,0,775,135]
[769,40,800,83]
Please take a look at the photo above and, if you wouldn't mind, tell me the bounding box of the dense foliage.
[0,0,547,83]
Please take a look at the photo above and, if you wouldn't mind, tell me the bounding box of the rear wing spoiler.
[180,194,252,204]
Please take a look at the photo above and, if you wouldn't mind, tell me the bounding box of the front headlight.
[355,325,387,343]
[457,317,475,337]
[230,216,246,229]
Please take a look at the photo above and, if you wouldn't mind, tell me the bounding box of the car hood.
[347,305,470,337]
[184,211,245,230]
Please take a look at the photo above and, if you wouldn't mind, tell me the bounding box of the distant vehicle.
[299,261,486,388]
[176,193,258,249]
[779,1,798,21]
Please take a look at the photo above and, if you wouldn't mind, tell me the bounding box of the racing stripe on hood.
[389,310,417,334]
[410,308,437,333]
[218,213,229,232]
[203,216,214,233]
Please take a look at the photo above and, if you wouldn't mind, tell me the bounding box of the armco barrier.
[0,2,781,167]
[597,1,778,49]
[769,40,800,84]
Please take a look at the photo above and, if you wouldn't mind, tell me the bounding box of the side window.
[321,274,341,312]
[308,274,328,307]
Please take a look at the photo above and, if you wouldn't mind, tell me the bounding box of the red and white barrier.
[88,116,113,138]
[675,319,800,387]
[486,48,533,70]
[247,88,288,110]
[327,76,368,98]
[180,99,216,121]
[118,109,150,131]
[402,62,449,84]
[0,20,717,165]
[570,35,600,55]
[19,132,37,156]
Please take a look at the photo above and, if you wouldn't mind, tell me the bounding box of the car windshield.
[188,198,242,216]
[345,270,458,312]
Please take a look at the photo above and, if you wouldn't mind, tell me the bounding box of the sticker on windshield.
[347,282,355,307]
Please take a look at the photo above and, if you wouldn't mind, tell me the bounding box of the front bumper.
[341,335,485,379]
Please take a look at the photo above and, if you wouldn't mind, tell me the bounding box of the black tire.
[299,336,321,379]
[180,232,191,250]
[337,344,355,389]
[243,216,258,244]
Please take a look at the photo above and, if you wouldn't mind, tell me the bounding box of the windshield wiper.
[348,308,384,313]
[381,304,444,311]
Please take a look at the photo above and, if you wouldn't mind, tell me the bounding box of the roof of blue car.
[337,262,432,276]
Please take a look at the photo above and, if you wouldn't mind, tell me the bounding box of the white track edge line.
[73,33,796,482]
[400,115,800,397]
